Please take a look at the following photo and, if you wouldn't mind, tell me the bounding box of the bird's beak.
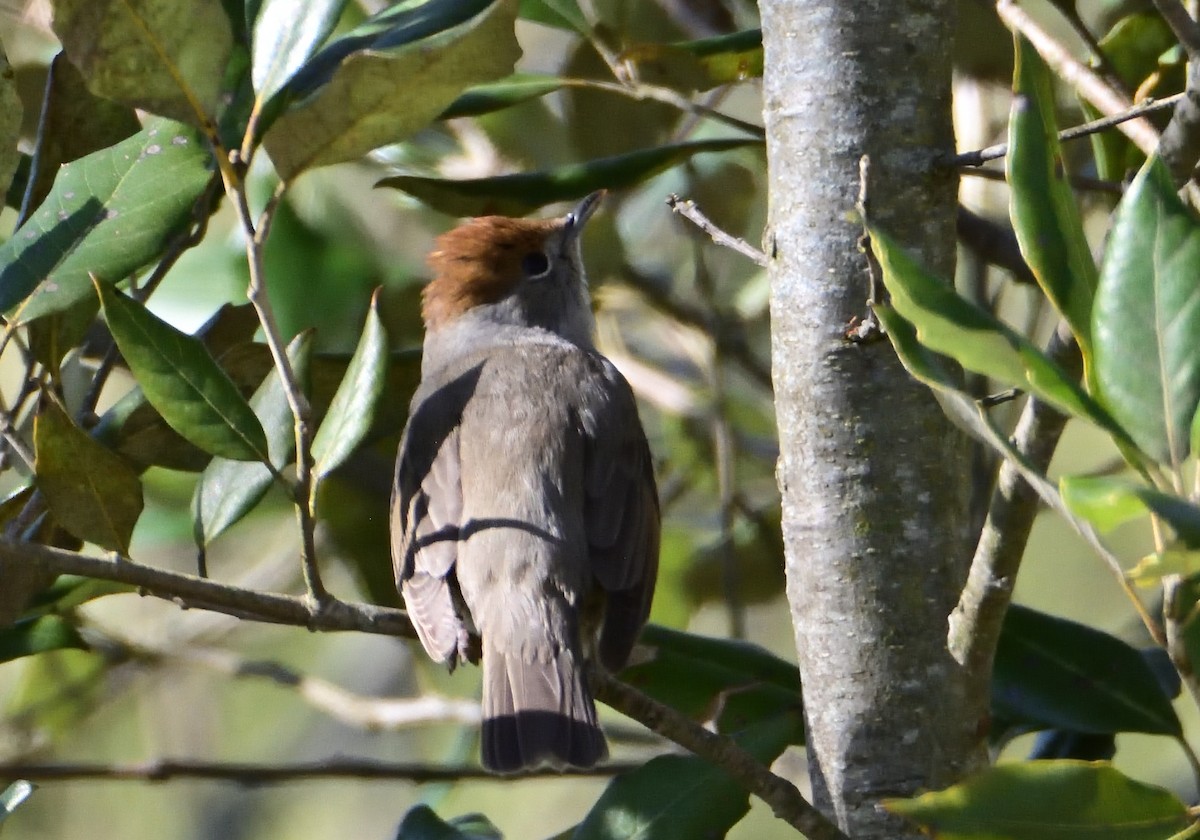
[564,190,606,237]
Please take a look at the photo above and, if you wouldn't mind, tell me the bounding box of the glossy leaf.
[251,0,346,103]
[393,805,501,840]
[621,625,801,731]
[50,0,233,126]
[263,0,520,180]
[993,605,1180,737]
[1061,475,1200,545]
[884,761,1191,840]
[0,616,87,664]
[1095,156,1200,468]
[311,292,388,486]
[439,73,565,119]
[0,45,22,202]
[870,226,1125,441]
[378,138,761,216]
[0,120,213,323]
[1007,36,1097,371]
[19,53,142,220]
[34,398,144,554]
[193,331,312,546]
[0,780,34,824]
[573,712,801,840]
[96,283,269,462]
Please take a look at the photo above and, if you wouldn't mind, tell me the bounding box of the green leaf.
[19,52,142,220]
[1095,156,1200,468]
[263,0,520,180]
[439,73,565,119]
[621,625,801,732]
[379,138,761,216]
[34,397,144,554]
[0,120,214,322]
[394,805,501,840]
[870,226,1125,440]
[96,282,269,462]
[311,292,388,486]
[625,29,763,91]
[0,616,87,664]
[574,712,800,840]
[50,0,233,126]
[1007,36,1098,373]
[0,46,22,203]
[23,575,134,616]
[0,780,34,825]
[517,0,583,30]
[883,761,1191,840]
[251,0,346,103]
[1061,475,1200,545]
[994,605,1180,737]
[193,331,313,546]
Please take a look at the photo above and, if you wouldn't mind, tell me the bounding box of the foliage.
[0,0,1197,838]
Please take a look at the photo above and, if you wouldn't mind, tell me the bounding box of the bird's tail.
[480,642,607,772]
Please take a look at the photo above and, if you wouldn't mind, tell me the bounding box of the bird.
[390,191,660,772]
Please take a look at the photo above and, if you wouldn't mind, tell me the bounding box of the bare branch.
[0,758,638,784]
[1150,0,1200,57]
[667,194,768,266]
[0,538,414,637]
[995,0,1160,157]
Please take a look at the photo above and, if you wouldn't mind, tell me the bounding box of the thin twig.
[995,0,1161,156]
[590,669,847,840]
[225,175,327,608]
[666,194,767,266]
[948,93,1183,167]
[562,78,766,138]
[0,537,413,637]
[0,758,638,784]
[958,166,1124,195]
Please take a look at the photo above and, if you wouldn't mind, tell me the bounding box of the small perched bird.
[391,192,659,772]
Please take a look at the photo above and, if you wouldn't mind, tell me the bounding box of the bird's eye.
[521,251,551,278]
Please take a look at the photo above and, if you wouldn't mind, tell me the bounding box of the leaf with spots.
[0,119,214,324]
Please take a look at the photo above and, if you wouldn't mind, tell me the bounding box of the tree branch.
[667,193,768,266]
[0,538,413,637]
[590,669,848,840]
[0,758,638,784]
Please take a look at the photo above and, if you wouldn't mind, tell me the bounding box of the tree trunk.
[760,3,987,836]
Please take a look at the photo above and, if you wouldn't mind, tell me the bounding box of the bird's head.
[421,191,605,349]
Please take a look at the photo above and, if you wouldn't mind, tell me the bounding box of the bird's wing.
[582,361,660,672]
[392,408,467,666]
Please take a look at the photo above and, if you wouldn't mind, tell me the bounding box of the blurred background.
[0,0,1185,837]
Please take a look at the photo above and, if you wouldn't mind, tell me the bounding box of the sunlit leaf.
[193,331,313,546]
[34,397,143,553]
[0,780,35,824]
[0,120,213,323]
[994,605,1180,737]
[1007,36,1097,373]
[1127,549,1200,586]
[263,0,520,180]
[251,0,346,103]
[96,282,269,462]
[0,616,87,664]
[624,29,763,91]
[870,226,1125,441]
[311,291,388,487]
[1094,156,1200,468]
[378,138,761,216]
[50,0,233,126]
[1061,474,1200,545]
[19,53,142,220]
[883,761,1191,840]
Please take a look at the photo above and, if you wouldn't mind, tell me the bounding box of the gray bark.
[760,3,987,836]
